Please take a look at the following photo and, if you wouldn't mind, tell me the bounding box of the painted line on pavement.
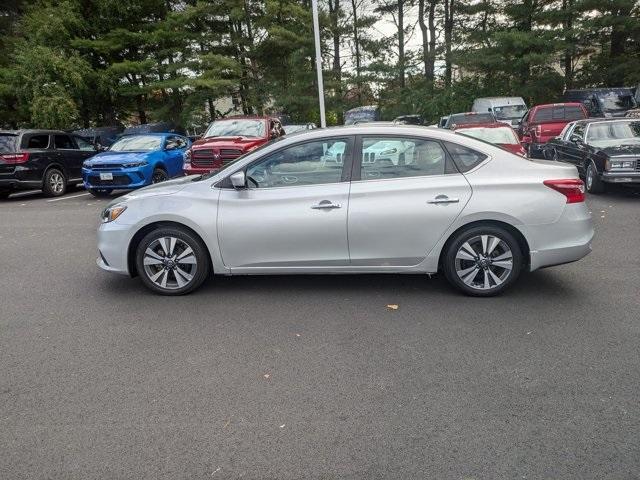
[46,192,91,202]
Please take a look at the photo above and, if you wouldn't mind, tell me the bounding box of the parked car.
[393,115,423,125]
[73,126,123,149]
[438,116,449,128]
[472,97,528,126]
[183,116,285,176]
[544,118,640,193]
[82,133,190,197]
[518,103,589,158]
[444,112,497,129]
[344,106,380,125]
[96,125,593,297]
[284,123,317,134]
[563,88,638,118]
[453,123,526,156]
[0,129,97,198]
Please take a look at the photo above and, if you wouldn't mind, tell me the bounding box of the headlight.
[101,203,127,223]
[82,161,91,168]
[122,161,148,168]
[607,160,635,170]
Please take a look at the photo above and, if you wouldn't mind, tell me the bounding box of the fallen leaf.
[279,424,286,428]
[263,373,270,379]
[387,304,399,310]
[295,333,301,337]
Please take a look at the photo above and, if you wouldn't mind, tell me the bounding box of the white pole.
[311,0,327,128]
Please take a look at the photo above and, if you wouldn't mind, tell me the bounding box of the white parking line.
[46,193,91,202]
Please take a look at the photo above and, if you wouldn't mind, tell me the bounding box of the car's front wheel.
[135,227,210,295]
[443,225,523,296]
[151,168,168,184]
[585,163,605,194]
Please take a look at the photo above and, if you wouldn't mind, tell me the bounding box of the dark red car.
[453,122,527,156]
[518,103,588,158]
[183,116,285,175]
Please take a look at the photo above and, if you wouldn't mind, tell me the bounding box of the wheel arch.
[437,219,531,271]
[127,220,213,278]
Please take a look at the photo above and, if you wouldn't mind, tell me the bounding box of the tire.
[42,168,67,197]
[442,225,523,297]
[88,188,113,197]
[151,168,168,184]
[585,162,605,194]
[135,227,210,295]
[0,190,10,200]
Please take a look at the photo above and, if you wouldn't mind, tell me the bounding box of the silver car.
[97,125,594,296]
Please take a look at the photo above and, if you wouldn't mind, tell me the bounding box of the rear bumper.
[520,203,594,271]
[0,178,42,191]
[0,166,42,191]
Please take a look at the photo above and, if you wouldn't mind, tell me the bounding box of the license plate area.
[100,172,113,181]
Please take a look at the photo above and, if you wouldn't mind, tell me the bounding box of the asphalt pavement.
[1,187,639,479]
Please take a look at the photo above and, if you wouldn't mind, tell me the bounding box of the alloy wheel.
[454,234,513,291]
[142,236,198,290]
[152,170,168,184]
[586,165,594,190]
[49,172,65,194]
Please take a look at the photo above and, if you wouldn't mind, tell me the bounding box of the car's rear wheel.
[152,168,168,184]
[443,225,523,297]
[585,163,605,194]
[42,168,67,197]
[135,227,210,295]
[88,188,113,197]
[0,190,10,199]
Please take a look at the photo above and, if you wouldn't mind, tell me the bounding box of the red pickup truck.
[518,103,588,158]
[183,116,285,175]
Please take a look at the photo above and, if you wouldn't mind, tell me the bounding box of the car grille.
[89,175,135,186]
[191,148,243,168]
[89,164,123,171]
[636,160,640,171]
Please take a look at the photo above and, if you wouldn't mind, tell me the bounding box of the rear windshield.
[449,113,494,126]
[534,106,586,122]
[0,134,18,153]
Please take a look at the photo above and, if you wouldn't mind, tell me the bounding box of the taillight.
[1,152,29,164]
[543,179,585,204]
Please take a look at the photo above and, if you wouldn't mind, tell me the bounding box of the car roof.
[214,115,273,121]
[532,102,584,109]
[453,122,514,130]
[570,117,638,125]
[0,129,69,135]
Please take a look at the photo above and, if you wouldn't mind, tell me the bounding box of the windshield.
[205,119,265,138]
[493,104,527,120]
[110,135,162,152]
[0,134,18,153]
[457,127,519,145]
[597,92,637,113]
[586,121,640,146]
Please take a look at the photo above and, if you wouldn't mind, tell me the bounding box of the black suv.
[0,130,97,198]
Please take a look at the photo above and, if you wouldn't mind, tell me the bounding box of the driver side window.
[246,138,349,188]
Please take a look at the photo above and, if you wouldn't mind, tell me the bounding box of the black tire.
[42,168,67,197]
[585,162,605,194]
[151,168,168,184]
[0,190,10,200]
[442,225,523,297]
[135,227,210,295]
[88,188,113,197]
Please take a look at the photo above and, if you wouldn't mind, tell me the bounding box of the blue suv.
[82,133,190,197]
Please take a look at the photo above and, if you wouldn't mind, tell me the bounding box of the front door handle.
[311,200,342,210]
[427,195,460,205]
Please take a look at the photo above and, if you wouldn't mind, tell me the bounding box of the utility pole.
[311,0,327,127]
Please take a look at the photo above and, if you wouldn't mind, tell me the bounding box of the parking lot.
[1,188,639,479]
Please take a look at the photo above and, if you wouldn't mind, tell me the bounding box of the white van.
[472,97,527,126]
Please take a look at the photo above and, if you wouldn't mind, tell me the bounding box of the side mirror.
[230,170,247,189]
[165,143,177,151]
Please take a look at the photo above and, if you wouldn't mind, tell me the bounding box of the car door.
[217,136,354,271]
[561,123,587,167]
[53,134,84,180]
[163,135,188,177]
[347,135,473,267]
[73,135,98,162]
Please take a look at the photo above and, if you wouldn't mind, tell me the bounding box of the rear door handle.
[311,200,342,210]
[427,195,459,205]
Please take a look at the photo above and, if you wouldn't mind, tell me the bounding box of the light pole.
[311,0,326,128]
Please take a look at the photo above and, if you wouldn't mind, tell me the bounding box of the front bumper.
[521,203,594,271]
[601,171,640,185]
[83,165,153,190]
[184,165,219,176]
[97,221,133,275]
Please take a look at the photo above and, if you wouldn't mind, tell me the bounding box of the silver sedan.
[96,125,594,296]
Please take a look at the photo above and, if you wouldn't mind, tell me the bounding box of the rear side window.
[23,134,50,149]
[0,134,18,153]
[54,135,77,149]
[443,142,488,172]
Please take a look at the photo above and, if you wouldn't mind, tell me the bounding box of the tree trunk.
[351,0,362,102]
[329,0,341,79]
[398,0,405,88]
[562,0,573,89]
